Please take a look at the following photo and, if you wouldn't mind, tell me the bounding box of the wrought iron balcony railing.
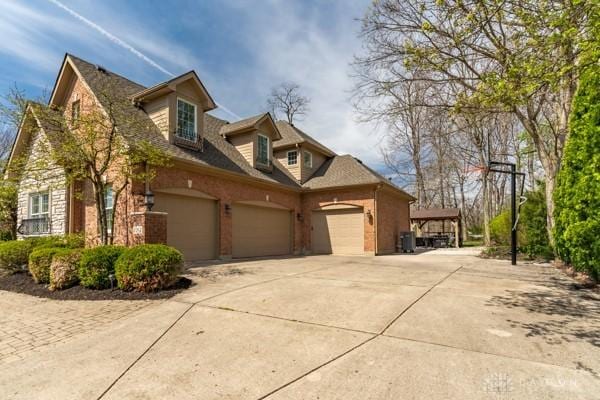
[17,217,50,236]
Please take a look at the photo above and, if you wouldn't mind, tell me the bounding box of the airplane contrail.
[47,0,241,120]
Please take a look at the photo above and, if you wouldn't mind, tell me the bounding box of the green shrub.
[519,186,553,260]
[78,245,125,289]
[115,244,183,292]
[29,247,64,284]
[490,210,511,246]
[0,240,35,275]
[489,186,553,260]
[27,234,85,250]
[554,66,600,280]
[50,249,82,290]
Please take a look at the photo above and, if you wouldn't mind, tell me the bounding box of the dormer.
[273,121,336,183]
[131,71,216,150]
[220,113,281,172]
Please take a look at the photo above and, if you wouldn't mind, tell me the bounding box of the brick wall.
[129,212,167,245]
[376,187,411,254]
[145,165,303,258]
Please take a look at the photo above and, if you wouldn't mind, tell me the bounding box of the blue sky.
[0,0,390,170]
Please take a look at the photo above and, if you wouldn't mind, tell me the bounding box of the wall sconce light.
[144,190,155,211]
[296,212,303,222]
[224,203,231,216]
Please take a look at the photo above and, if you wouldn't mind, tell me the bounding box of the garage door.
[154,193,218,261]
[232,203,291,258]
[312,208,365,255]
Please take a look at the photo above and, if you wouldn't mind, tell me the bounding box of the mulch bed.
[0,272,192,301]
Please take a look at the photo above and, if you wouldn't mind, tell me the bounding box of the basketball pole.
[488,161,525,266]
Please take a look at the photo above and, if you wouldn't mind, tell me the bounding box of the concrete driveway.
[1,249,599,399]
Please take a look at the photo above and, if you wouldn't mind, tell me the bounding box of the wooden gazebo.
[410,208,462,248]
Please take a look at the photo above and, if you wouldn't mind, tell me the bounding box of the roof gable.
[5,103,66,179]
[274,121,335,157]
[220,113,281,140]
[131,71,216,111]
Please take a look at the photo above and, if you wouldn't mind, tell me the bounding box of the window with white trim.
[105,185,114,234]
[303,151,313,168]
[257,134,269,165]
[29,192,49,219]
[176,98,197,141]
[287,150,297,165]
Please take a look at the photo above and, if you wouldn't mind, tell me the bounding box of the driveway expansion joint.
[197,303,379,336]
[95,303,195,400]
[258,265,466,399]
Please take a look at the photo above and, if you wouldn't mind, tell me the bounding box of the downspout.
[67,183,73,234]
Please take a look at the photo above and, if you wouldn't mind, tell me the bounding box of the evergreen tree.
[554,67,600,280]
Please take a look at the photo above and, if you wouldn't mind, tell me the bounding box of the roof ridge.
[66,53,147,90]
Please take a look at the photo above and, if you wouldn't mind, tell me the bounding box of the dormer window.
[304,151,313,168]
[287,150,298,165]
[176,98,197,141]
[71,100,80,123]
[257,134,270,165]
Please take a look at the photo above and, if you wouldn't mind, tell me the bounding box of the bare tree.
[354,0,596,245]
[267,82,310,124]
[379,79,433,208]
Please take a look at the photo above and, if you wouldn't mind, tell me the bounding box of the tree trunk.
[459,178,468,243]
[481,170,491,246]
[92,180,108,246]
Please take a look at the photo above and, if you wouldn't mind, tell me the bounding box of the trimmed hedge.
[115,244,183,292]
[29,247,64,284]
[554,66,600,280]
[50,249,82,291]
[27,234,85,250]
[79,246,125,289]
[0,240,35,275]
[50,249,81,290]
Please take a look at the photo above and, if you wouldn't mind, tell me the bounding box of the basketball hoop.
[465,165,487,174]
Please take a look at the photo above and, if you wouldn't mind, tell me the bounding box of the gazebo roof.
[410,207,461,221]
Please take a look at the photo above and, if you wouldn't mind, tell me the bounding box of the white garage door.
[153,193,218,261]
[311,208,365,255]
[232,203,291,258]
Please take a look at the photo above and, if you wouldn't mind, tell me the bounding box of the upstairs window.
[303,151,313,168]
[257,134,270,165]
[287,150,298,165]
[176,98,197,141]
[71,100,80,123]
[105,185,114,234]
[30,192,49,219]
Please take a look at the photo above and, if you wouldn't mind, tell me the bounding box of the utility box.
[398,231,416,253]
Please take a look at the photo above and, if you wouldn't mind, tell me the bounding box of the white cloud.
[212,1,384,165]
[0,0,386,168]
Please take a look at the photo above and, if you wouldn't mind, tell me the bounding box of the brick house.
[7,54,414,261]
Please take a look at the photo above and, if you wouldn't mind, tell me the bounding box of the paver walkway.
[0,292,153,364]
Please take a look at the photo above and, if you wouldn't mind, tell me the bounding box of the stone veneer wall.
[16,129,67,238]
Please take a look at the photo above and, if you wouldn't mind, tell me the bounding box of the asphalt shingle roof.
[64,54,413,198]
[410,208,461,220]
[219,114,267,136]
[68,55,299,189]
[274,121,336,156]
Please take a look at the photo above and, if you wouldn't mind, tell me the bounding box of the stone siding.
[16,128,67,238]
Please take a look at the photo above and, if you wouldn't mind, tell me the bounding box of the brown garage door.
[232,203,291,258]
[154,193,218,261]
[312,208,365,255]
